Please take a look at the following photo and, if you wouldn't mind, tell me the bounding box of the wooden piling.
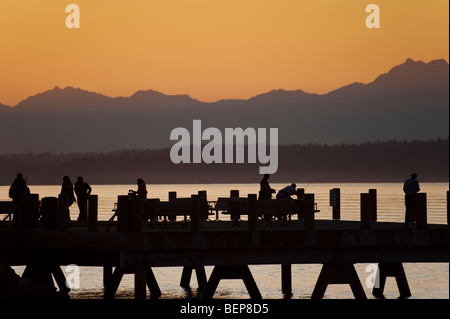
[415,193,427,229]
[296,188,305,220]
[117,195,130,232]
[168,192,177,221]
[230,190,240,222]
[17,193,28,229]
[135,267,147,299]
[230,190,239,198]
[360,193,371,229]
[198,190,208,220]
[447,190,449,225]
[330,188,341,221]
[248,194,257,231]
[281,264,292,297]
[190,195,200,232]
[169,191,177,201]
[369,189,377,222]
[57,194,69,231]
[88,195,98,232]
[18,193,38,229]
[303,194,315,230]
[129,196,142,232]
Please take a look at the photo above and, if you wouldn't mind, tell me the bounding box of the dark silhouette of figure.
[60,176,76,221]
[403,173,420,226]
[258,174,276,200]
[8,173,30,227]
[276,183,301,199]
[74,176,92,221]
[129,178,148,199]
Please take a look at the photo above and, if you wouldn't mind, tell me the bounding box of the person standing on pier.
[258,174,275,200]
[60,176,76,221]
[74,176,92,221]
[8,173,30,227]
[403,173,420,226]
[129,178,148,199]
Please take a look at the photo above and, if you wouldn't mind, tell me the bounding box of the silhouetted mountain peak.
[13,86,112,111]
[249,89,312,103]
[129,89,197,103]
[372,58,449,88]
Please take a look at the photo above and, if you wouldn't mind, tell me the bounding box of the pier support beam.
[180,266,208,291]
[372,263,411,298]
[311,263,367,299]
[104,267,161,300]
[201,265,262,299]
[281,264,292,297]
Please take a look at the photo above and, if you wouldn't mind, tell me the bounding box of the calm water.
[1,183,448,299]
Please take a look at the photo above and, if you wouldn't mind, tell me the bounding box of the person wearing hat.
[403,173,420,226]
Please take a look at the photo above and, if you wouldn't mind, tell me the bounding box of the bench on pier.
[142,198,211,226]
[0,201,14,221]
[217,198,319,223]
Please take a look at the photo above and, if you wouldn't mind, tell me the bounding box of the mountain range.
[0,58,448,154]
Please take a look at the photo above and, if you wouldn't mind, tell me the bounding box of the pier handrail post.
[415,193,427,229]
[360,193,371,229]
[191,194,200,232]
[304,194,315,230]
[330,188,341,221]
[88,194,98,232]
[369,189,377,222]
[248,194,257,231]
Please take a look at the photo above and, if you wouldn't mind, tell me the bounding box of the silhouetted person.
[276,183,301,199]
[74,176,92,221]
[403,173,420,226]
[129,178,148,199]
[258,174,275,200]
[60,176,76,221]
[8,173,30,227]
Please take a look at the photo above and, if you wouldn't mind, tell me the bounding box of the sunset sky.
[0,0,448,107]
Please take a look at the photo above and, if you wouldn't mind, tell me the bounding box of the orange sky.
[0,0,448,106]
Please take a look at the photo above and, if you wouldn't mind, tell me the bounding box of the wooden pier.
[0,189,448,299]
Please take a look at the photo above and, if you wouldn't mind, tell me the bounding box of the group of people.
[60,176,93,221]
[259,173,422,226]
[258,174,301,200]
[8,172,421,225]
[8,174,92,223]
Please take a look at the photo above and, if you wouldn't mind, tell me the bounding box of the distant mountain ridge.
[0,58,448,154]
